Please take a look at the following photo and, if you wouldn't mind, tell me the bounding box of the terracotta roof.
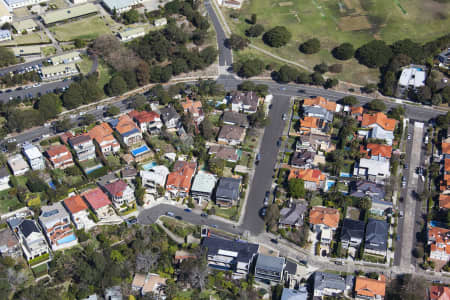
[360,143,392,159]
[181,98,202,115]
[309,206,340,228]
[303,96,337,112]
[132,273,146,288]
[128,110,160,124]
[440,194,450,209]
[88,123,117,144]
[300,116,319,129]
[443,142,450,155]
[64,195,88,214]
[351,106,364,115]
[430,285,450,300]
[82,187,111,210]
[142,274,166,294]
[46,144,70,157]
[288,168,326,183]
[354,276,386,298]
[115,115,140,135]
[361,112,396,131]
[446,159,450,172]
[166,161,196,193]
[429,226,450,256]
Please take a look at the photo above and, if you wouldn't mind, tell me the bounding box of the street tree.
[226,34,249,50]
[340,96,358,106]
[366,99,386,112]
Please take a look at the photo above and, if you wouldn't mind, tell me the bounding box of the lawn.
[0,190,24,214]
[61,44,76,51]
[224,0,450,84]
[2,32,51,46]
[50,16,112,42]
[77,56,94,75]
[41,46,56,57]
[96,61,112,91]
[214,205,238,220]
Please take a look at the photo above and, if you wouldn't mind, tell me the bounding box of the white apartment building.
[22,143,45,170]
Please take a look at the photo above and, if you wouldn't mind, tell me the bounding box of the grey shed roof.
[341,218,365,241]
[313,271,346,292]
[365,219,388,251]
[215,177,241,200]
[160,106,180,122]
[303,106,333,122]
[202,236,258,264]
[0,167,9,178]
[255,254,285,273]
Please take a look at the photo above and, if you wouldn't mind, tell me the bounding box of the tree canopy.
[355,40,393,68]
[332,42,355,60]
[262,26,291,48]
[288,178,306,198]
[299,38,321,54]
[366,99,386,112]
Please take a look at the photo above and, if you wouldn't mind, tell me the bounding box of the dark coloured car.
[260,207,267,217]
[270,238,278,244]
[175,216,183,220]
[184,208,192,212]
[201,213,208,218]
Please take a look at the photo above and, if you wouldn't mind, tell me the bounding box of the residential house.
[217,0,242,9]
[303,96,339,112]
[438,48,450,67]
[165,161,196,197]
[354,275,386,300]
[281,287,308,300]
[296,133,331,152]
[350,181,386,203]
[313,271,346,298]
[181,98,204,125]
[63,195,94,230]
[39,202,78,251]
[430,285,450,300]
[222,111,249,128]
[428,225,450,262]
[360,143,392,161]
[103,180,135,209]
[361,113,396,145]
[351,106,364,120]
[82,187,113,220]
[121,167,137,182]
[88,122,120,155]
[215,177,241,207]
[439,194,450,210]
[8,218,50,261]
[202,236,259,277]
[278,202,308,229]
[364,219,389,257]
[370,199,393,217]
[288,168,327,191]
[128,110,162,134]
[46,144,74,169]
[8,154,30,176]
[398,66,426,94]
[340,218,365,249]
[254,254,286,283]
[218,125,246,146]
[0,167,10,191]
[190,171,217,204]
[22,143,45,170]
[140,165,169,192]
[290,150,316,169]
[118,27,145,42]
[208,145,240,163]
[299,116,325,135]
[0,228,21,258]
[69,134,96,162]
[110,115,142,146]
[309,206,340,245]
[353,158,390,183]
[231,91,259,113]
[303,106,333,124]
[160,106,180,130]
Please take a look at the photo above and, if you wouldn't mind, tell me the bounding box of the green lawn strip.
[96,61,112,92]
[41,46,56,57]
[29,253,50,266]
[77,56,94,75]
[31,264,48,278]
[214,205,238,220]
[50,16,112,42]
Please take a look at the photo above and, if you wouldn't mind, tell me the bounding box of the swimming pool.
[327,180,335,190]
[57,234,76,245]
[131,145,150,157]
[142,161,157,171]
[340,172,352,178]
[48,181,56,190]
[415,67,423,71]
[85,164,103,174]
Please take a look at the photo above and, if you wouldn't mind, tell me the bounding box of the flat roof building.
[0,29,11,41]
[41,3,98,25]
[40,63,78,81]
[11,45,41,57]
[4,0,48,9]
[8,154,29,176]
[118,27,145,42]
[101,0,143,14]
[254,254,286,283]
[190,171,217,204]
[12,19,37,34]
[0,0,12,26]
[50,51,81,65]
[398,66,426,92]
[22,143,45,170]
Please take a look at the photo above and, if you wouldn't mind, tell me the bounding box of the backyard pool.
[57,234,76,245]
[131,145,150,157]
[326,180,335,190]
[85,164,103,174]
[340,172,352,178]
[48,181,56,190]
[142,161,157,171]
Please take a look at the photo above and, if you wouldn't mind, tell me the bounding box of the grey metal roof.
[215,177,241,200]
[202,236,258,264]
[313,272,346,292]
[365,219,388,251]
[222,111,249,127]
[291,150,315,167]
[279,203,307,226]
[160,106,180,122]
[255,254,285,273]
[191,171,217,194]
[350,181,385,202]
[303,106,333,122]
[0,167,9,178]
[17,219,40,238]
[285,260,297,275]
[341,218,365,242]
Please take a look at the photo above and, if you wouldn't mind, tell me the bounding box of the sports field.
[50,16,112,42]
[225,0,450,84]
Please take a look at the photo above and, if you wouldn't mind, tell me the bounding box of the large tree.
[246,24,264,37]
[366,99,386,112]
[299,38,321,54]
[332,42,355,60]
[106,75,127,96]
[288,178,306,198]
[37,93,61,120]
[226,34,249,50]
[355,40,393,68]
[262,26,291,48]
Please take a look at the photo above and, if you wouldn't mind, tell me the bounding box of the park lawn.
[223,0,450,85]
[41,46,56,57]
[96,61,112,91]
[61,44,75,51]
[50,16,112,42]
[0,190,24,214]
[77,56,94,75]
[2,32,50,46]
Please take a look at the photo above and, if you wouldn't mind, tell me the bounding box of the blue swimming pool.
[142,161,157,171]
[85,164,103,174]
[131,145,150,157]
[327,180,335,190]
[415,67,423,71]
[340,172,352,178]
[48,181,56,190]
[430,221,446,228]
[57,234,76,245]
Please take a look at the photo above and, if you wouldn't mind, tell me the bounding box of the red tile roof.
[443,142,450,155]
[303,96,337,111]
[46,144,70,157]
[430,285,450,300]
[440,194,450,209]
[64,195,88,214]
[351,106,364,115]
[361,112,396,131]
[115,115,139,135]
[309,206,340,228]
[88,123,118,146]
[355,276,386,298]
[429,225,450,257]
[128,110,160,124]
[288,168,326,183]
[166,161,196,193]
[82,187,111,210]
[360,143,392,159]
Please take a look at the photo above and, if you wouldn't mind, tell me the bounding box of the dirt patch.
[279,1,293,6]
[338,15,372,31]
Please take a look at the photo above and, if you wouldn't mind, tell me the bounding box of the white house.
[0,167,10,191]
[353,158,390,184]
[140,166,169,192]
[8,154,30,176]
[22,143,45,170]
[398,66,426,94]
[8,218,50,261]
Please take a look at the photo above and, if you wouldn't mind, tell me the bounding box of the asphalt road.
[204,0,232,66]
[240,95,290,234]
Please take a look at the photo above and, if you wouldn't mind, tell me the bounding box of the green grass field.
[225,0,450,84]
[2,32,51,46]
[77,56,94,75]
[50,16,112,42]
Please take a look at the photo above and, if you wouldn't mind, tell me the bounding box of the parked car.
[211,224,218,228]
[260,207,267,217]
[282,113,287,121]
[184,208,192,212]
[175,216,183,220]
[200,213,208,218]
[270,238,278,244]
[407,134,411,140]
[166,212,175,217]
[264,191,270,206]
[404,163,408,169]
